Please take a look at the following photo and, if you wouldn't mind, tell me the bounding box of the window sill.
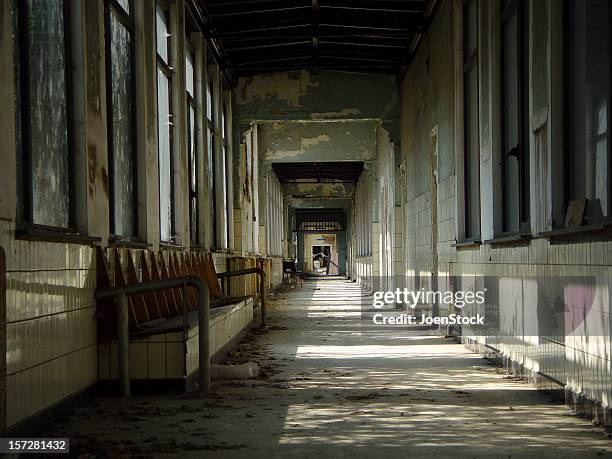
[210,248,232,254]
[15,227,101,246]
[108,236,151,250]
[452,240,481,250]
[484,233,532,248]
[159,242,184,251]
[538,222,612,244]
[189,244,207,251]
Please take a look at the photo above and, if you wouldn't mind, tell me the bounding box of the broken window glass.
[26,0,71,228]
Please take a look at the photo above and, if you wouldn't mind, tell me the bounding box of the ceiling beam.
[318,22,423,33]
[216,34,415,41]
[319,40,407,50]
[320,5,424,14]
[209,5,310,17]
[224,40,311,52]
[205,0,307,6]
[211,23,311,37]
[229,55,314,66]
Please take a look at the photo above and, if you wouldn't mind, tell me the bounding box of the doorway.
[312,245,331,274]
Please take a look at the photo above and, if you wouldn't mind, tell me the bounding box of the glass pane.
[464,0,478,58]
[186,48,194,97]
[191,196,197,243]
[503,12,519,152]
[27,0,70,227]
[570,0,610,216]
[222,143,228,248]
[206,80,213,122]
[189,105,196,193]
[208,126,216,243]
[502,8,520,231]
[157,68,172,241]
[222,108,226,140]
[110,13,136,236]
[156,2,169,62]
[116,0,129,14]
[465,66,480,238]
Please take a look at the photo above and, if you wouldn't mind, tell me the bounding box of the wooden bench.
[96,248,261,340]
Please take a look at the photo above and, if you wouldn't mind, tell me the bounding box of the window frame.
[185,40,199,245]
[563,0,612,226]
[206,65,218,248]
[105,0,139,238]
[155,0,176,243]
[499,0,530,235]
[17,0,77,232]
[462,0,481,241]
[221,100,230,249]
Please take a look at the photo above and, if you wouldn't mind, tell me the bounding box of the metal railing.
[96,276,210,396]
[216,267,267,329]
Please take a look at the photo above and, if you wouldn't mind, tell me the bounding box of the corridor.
[4,0,612,454]
[44,279,612,457]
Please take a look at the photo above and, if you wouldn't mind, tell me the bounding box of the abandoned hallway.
[4,0,612,456]
[40,279,612,457]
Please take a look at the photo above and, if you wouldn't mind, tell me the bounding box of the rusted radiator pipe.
[96,276,210,396]
[216,267,267,329]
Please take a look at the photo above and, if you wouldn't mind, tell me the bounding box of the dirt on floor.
[40,279,612,458]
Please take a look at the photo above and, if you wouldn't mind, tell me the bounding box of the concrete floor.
[46,279,612,457]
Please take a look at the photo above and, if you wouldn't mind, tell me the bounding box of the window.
[566,0,611,222]
[186,43,198,244]
[206,73,217,247]
[19,0,74,229]
[355,172,372,257]
[500,0,529,233]
[266,173,283,256]
[156,1,174,242]
[221,104,229,249]
[463,0,480,239]
[106,0,137,237]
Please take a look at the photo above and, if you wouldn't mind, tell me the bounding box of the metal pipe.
[216,267,267,329]
[117,293,130,396]
[96,276,210,394]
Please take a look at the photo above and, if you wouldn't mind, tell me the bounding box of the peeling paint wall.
[235,70,399,124]
[283,182,354,200]
[258,121,377,163]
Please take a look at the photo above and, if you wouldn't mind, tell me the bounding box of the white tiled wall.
[1,221,97,428]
